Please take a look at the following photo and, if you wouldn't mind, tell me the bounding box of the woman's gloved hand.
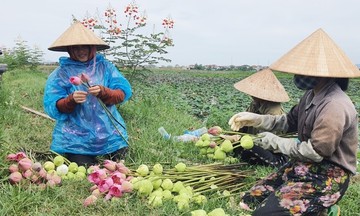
[228,112,263,131]
[254,132,323,162]
[254,132,295,151]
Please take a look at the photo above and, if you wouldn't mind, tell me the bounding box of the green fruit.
[148,195,163,207]
[222,190,231,196]
[220,140,233,153]
[208,208,226,216]
[149,190,163,200]
[56,164,69,176]
[53,155,65,167]
[75,171,86,180]
[230,157,239,163]
[202,140,210,147]
[162,190,173,200]
[68,162,78,173]
[66,172,76,180]
[172,181,185,193]
[131,177,143,190]
[161,178,173,190]
[177,199,189,211]
[207,153,214,159]
[77,166,86,174]
[240,135,254,149]
[136,164,149,176]
[200,133,211,141]
[174,163,186,172]
[191,209,207,216]
[207,147,215,153]
[152,163,163,175]
[44,161,55,171]
[199,148,208,155]
[173,193,191,202]
[213,149,226,160]
[193,194,207,205]
[151,178,163,189]
[195,140,204,147]
[138,179,153,196]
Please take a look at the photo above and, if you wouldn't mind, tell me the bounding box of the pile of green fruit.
[43,155,87,181]
[193,126,256,162]
[130,162,255,212]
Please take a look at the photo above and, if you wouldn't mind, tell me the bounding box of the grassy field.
[0,68,359,215]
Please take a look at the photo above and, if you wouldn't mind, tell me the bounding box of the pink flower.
[8,164,19,173]
[69,76,82,86]
[52,175,62,185]
[98,177,114,193]
[31,174,40,183]
[105,184,123,200]
[88,169,107,184]
[80,73,90,83]
[47,179,56,188]
[22,169,33,179]
[208,126,223,136]
[87,165,100,174]
[31,162,42,172]
[91,189,101,197]
[121,180,133,193]
[90,184,98,192]
[209,141,217,148]
[111,171,126,184]
[103,160,117,172]
[7,152,27,162]
[116,162,131,174]
[83,195,98,207]
[38,168,47,178]
[9,171,23,184]
[18,158,33,171]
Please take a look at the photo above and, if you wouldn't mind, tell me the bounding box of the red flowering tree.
[81,1,174,78]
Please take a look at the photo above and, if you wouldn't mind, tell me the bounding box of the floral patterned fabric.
[242,160,350,216]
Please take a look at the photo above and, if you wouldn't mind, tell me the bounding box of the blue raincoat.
[43,54,132,155]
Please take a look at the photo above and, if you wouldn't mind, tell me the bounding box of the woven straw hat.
[270,28,360,78]
[234,68,290,102]
[48,21,110,52]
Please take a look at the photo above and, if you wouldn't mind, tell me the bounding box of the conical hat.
[270,28,360,78]
[234,68,290,102]
[48,21,109,52]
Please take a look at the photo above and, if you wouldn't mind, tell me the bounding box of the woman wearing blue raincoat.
[44,21,132,166]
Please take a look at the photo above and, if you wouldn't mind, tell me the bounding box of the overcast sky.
[1,0,360,66]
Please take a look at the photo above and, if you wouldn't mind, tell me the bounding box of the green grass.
[0,68,359,215]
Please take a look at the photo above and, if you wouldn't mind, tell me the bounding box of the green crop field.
[0,68,359,215]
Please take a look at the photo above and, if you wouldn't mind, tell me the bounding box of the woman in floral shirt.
[229,29,359,215]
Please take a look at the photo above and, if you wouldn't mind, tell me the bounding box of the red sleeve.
[56,94,77,113]
[98,86,125,105]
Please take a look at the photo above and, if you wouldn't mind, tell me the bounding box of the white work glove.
[229,112,289,133]
[255,132,323,162]
[228,112,263,131]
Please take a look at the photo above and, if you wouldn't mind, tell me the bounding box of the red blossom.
[69,76,82,86]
